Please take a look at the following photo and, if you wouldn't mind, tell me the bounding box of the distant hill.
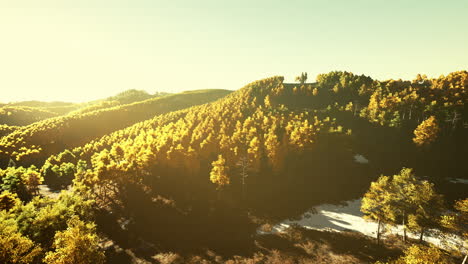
[0,89,231,166]
[4,100,76,108]
[0,124,19,138]
[68,89,172,116]
[0,90,173,126]
[0,106,59,126]
[105,89,171,105]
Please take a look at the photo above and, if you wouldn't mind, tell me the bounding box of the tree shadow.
[96,183,259,263]
[255,227,403,263]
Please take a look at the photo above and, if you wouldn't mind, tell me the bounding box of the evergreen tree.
[413,116,440,146]
[44,217,105,264]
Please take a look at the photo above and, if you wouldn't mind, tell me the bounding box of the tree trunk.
[462,254,467,264]
[403,211,407,243]
[377,219,381,245]
[419,227,424,242]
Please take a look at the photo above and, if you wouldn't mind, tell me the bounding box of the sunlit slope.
[0,106,59,126]
[60,76,353,213]
[0,89,171,126]
[0,124,19,138]
[48,71,467,212]
[1,101,81,116]
[0,89,231,167]
[68,89,171,116]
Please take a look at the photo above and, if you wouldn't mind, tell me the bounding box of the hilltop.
[0,71,466,264]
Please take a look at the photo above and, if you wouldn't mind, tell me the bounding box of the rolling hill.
[0,71,466,264]
[0,89,231,167]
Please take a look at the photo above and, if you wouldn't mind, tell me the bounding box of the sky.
[0,0,467,103]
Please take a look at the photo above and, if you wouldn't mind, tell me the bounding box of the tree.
[312,88,318,96]
[384,244,453,264]
[407,180,445,242]
[363,168,445,244]
[390,168,420,242]
[13,189,95,248]
[0,167,26,195]
[44,217,105,264]
[236,156,249,201]
[361,175,393,244]
[441,198,467,263]
[0,190,20,211]
[389,168,444,243]
[413,116,440,147]
[264,95,272,108]
[210,155,230,190]
[295,72,308,85]
[0,217,42,264]
[23,169,44,196]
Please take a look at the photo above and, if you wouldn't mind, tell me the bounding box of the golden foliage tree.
[0,218,42,264]
[413,116,440,146]
[44,217,105,264]
[440,198,467,262]
[0,191,20,211]
[381,244,453,264]
[361,175,393,244]
[210,155,230,189]
[362,168,445,244]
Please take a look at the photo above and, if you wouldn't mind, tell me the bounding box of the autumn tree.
[407,180,445,242]
[380,244,453,264]
[236,156,250,201]
[441,198,467,263]
[23,169,44,196]
[361,175,393,244]
[363,168,445,244]
[44,217,105,264]
[295,72,308,85]
[413,116,440,146]
[390,168,420,242]
[210,155,230,190]
[312,88,318,96]
[0,191,20,211]
[0,217,42,264]
[12,189,95,248]
[387,168,445,242]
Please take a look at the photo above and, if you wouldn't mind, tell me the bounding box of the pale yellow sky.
[1,1,467,103]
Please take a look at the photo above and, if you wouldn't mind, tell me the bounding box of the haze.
[0,0,467,103]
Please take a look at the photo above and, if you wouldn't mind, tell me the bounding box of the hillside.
[0,72,466,264]
[62,71,467,196]
[0,89,231,167]
[0,106,59,126]
[0,90,172,127]
[36,71,467,212]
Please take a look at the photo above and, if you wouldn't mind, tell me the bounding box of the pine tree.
[407,180,445,242]
[413,116,440,147]
[44,217,105,264]
[440,198,468,263]
[0,191,20,211]
[295,72,308,85]
[210,155,230,189]
[0,218,42,264]
[361,176,393,244]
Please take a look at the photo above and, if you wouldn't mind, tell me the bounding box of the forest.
[0,71,467,264]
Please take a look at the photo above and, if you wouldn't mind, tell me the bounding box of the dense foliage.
[0,106,58,126]
[0,89,231,167]
[0,71,466,263]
